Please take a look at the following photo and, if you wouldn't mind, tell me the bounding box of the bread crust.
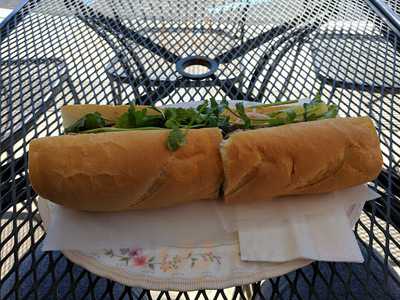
[221,117,383,203]
[29,128,223,211]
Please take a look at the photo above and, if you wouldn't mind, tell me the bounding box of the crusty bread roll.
[61,104,156,129]
[221,117,383,203]
[29,128,223,211]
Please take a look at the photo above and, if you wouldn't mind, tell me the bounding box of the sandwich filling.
[64,97,338,151]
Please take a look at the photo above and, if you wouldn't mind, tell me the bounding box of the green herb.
[303,99,327,121]
[78,127,164,134]
[162,98,233,151]
[235,102,251,129]
[163,107,203,128]
[116,105,163,128]
[149,105,165,116]
[65,112,106,133]
[166,127,186,151]
[200,98,230,128]
[196,100,209,114]
[247,98,337,128]
[65,97,339,152]
[221,99,248,126]
[323,104,339,119]
[314,91,322,102]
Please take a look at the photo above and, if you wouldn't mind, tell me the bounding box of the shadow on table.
[259,241,400,299]
[1,241,147,299]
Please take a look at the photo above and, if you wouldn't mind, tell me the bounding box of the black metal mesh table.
[1,0,400,299]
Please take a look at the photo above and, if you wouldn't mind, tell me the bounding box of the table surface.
[1,0,400,299]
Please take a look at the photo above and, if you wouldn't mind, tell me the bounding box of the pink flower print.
[129,248,143,258]
[133,255,148,267]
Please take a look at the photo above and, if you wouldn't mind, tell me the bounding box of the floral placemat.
[38,198,312,290]
[99,247,223,273]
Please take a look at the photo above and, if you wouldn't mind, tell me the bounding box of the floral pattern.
[103,248,222,273]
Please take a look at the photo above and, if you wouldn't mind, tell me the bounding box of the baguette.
[29,128,223,211]
[29,102,383,211]
[221,117,383,203]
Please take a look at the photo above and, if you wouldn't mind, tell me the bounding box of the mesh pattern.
[1,0,400,299]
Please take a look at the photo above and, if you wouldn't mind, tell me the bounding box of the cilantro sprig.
[116,105,164,128]
[65,112,106,134]
[163,98,231,151]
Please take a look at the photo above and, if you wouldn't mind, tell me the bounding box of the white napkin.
[41,199,236,251]
[217,185,379,263]
[40,185,379,264]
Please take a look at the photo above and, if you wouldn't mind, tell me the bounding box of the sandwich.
[28,99,383,211]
